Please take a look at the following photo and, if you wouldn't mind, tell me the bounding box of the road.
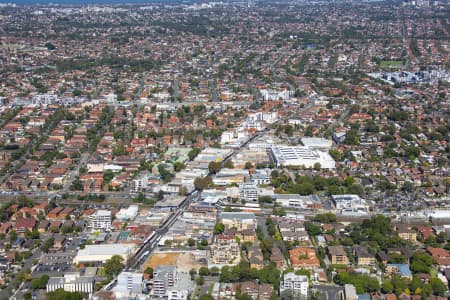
[101,191,202,293]
[0,110,63,185]
[62,152,91,193]
[322,105,351,139]
[209,79,220,102]
[312,284,343,300]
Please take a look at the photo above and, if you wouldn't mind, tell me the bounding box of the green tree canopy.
[104,255,125,280]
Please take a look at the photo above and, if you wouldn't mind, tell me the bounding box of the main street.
[104,191,201,292]
[129,191,200,271]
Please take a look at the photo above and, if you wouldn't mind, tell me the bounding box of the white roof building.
[269,145,335,169]
[113,271,144,296]
[301,137,333,150]
[73,244,136,264]
[275,194,318,209]
[116,205,139,221]
[47,272,95,294]
[331,194,368,216]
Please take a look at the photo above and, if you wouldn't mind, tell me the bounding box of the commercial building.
[280,273,309,298]
[275,194,319,209]
[89,209,112,231]
[331,194,368,216]
[251,169,271,185]
[116,205,139,221]
[73,244,135,264]
[213,168,248,186]
[269,146,335,169]
[46,272,95,294]
[300,137,333,150]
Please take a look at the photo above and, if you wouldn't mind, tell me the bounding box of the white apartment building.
[280,273,309,298]
[113,272,144,295]
[239,183,259,202]
[153,266,177,296]
[89,210,112,231]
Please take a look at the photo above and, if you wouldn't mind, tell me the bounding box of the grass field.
[380,60,403,68]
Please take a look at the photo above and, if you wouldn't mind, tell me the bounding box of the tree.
[304,126,314,137]
[174,161,185,172]
[104,255,125,280]
[196,275,205,286]
[70,179,83,191]
[208,161,222,174]
[214,223,225,234]
[199,295,214,300]
[103,170,114,182]
[158,164,172,183]
[144,267,153,276]
[430,278,447,296]
[381,281,394,293]
[40,237,54,253]
[244,162,254,169]
[209,266,220,276]
[189,268,197,280]
[15,251,23,263]
[237,293,253,300]
[45,42,56,50]
[224,160,234,169]
[421,284,433,298]
[334,272,379,294]
[188,148,201,160]
[313,162,321,171]
[389,253,406,264]
[199,267,210,276]
[410,252,434,274]
[194,176,213,190]
[46,289,84,300]
[31,275,49,290]
[313,213,337,223]
[304,222,321,236]
[272,207,286,217]
[187,238,196,247]
[9,230,17,242]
